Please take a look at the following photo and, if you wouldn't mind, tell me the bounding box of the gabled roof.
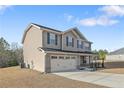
[22,23,62,43]
[109,47,124,55]
[63,27,92,43]
[32,23,62,32]
[22,23,92,44]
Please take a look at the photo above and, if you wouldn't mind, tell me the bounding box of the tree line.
[0,37,23,68]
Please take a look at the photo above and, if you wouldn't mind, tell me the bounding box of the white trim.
[37,47,46,53]
[31,24,41,29]
[63,27,92,43]
[74,27,88,40]
[41,28,62,34]
[72,29,80,38]
[22,23,61,43]
[22,23,92,44]
[45,51,93,56]
[22,23,41,43]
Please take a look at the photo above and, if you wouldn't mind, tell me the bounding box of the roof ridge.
[31,23,62,32]
[109,47,124,55]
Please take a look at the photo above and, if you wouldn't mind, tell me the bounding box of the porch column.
[89,56,91,64]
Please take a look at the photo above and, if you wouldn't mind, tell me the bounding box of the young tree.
[98,49,108,68]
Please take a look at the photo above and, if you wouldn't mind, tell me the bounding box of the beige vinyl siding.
[45,54,51,73]
[62,31,77,51]
[42,31,61,49]
[62,31,91,52]
[23,26,45,72]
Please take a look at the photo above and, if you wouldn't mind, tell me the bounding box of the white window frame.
[77,40,83,49]
[50,33,55,45]
[79,40,82,48]
[68,36,73,46]
[84,42,90,50]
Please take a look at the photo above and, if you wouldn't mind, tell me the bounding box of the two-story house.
[22,23,94,73]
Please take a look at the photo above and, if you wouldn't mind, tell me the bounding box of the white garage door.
[51,55,77,72]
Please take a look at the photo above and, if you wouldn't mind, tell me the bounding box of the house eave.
[45,51,94,56]
[39,47,94,55]
[21,23,62,44]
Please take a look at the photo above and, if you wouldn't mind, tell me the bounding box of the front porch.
[78,55,103,71]
[80,56,92,67]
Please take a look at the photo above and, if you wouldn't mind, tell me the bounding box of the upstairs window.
[47,32,50,44]
[50,33,55,44]
[84,42,90,50]
[80,41,83,49]
[77,40,83,49]
[47,32,57,45]
[66,36,73,47]
[66,36,68,46]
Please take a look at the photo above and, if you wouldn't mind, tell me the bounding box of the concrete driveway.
[54,70,124,88]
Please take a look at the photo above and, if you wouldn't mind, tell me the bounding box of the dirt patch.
[0,66,106,88]
[98,61,124,74]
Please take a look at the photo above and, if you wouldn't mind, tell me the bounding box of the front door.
[80,56,87,66]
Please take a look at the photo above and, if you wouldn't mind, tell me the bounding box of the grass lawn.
[98,61,124,74]
[0,66,106,88]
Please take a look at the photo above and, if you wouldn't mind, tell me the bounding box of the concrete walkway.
[54,70,124,88]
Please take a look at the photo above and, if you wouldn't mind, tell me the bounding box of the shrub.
[7,60,19,67]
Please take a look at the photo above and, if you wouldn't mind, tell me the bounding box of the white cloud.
[78,16,119,26]
[64,6,122,27]
[97,16,119,26]
[64,13,74,22]
[99,5,124,17]
[0,5,12,15]
[78,18,97,26]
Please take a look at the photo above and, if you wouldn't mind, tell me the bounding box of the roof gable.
[73,28,88,41]
[109,47,124,55]
[22,23,62,43]
[63,27,92,43]
[32,23,62,32]
[22,23,92,44]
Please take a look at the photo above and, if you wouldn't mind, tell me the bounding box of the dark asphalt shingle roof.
[109,47,124,55]
[32,23,62,32]
[39,47,93,54]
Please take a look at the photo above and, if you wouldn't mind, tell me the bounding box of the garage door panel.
[51,55,77,72]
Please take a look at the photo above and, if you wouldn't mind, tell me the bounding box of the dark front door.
[80,56,87,66]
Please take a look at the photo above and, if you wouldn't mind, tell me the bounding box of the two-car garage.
[50,55,77,72]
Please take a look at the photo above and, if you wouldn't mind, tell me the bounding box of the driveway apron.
[54,70,124,88]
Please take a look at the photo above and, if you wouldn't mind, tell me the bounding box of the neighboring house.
[106,48,124,62]
[22,23,94,73]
